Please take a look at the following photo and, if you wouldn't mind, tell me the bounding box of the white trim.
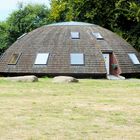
[70,53,84,65]
[92,32,103,40]
[34,53,49,65]
[128,53,140,64]
[71,32,80,39]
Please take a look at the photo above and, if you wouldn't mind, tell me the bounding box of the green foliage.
[50,0,117,26]
[0,22,8,55]
[0,3,50,54]
[111,0,140,51]
[7,3,50,46]
[49,0,67,22]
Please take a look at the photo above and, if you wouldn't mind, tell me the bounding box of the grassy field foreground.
[0,78,140,140]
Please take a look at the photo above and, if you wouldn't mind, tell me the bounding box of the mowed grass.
[0,78,140,140]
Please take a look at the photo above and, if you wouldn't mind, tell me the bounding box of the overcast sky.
[0,0,50,21]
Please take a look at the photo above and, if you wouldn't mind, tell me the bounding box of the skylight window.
[71,32,80,39]
[128,53,140,64]
[34,53,49,65]
[92,32,104,40]
[8,53,21,65]
[70,53,84,65]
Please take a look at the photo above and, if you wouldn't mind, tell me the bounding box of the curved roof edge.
[46,21,95,26]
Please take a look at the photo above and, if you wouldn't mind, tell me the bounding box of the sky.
[0,0,50,21]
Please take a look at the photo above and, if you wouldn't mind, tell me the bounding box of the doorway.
[103,53,110,75]
[102,52,121,76]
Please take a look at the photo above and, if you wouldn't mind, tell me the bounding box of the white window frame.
[8,53,22,65]
[128,53,140,64]
[71,32,80,39]
[92,32,104,40]
[34,53,49,65]
[70,53,84,65]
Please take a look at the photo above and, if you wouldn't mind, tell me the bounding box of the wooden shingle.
[0,21,140,77]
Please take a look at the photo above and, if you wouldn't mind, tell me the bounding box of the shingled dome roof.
[0,21,140,77]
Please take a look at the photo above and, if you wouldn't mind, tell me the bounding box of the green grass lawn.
[0,78,140,140]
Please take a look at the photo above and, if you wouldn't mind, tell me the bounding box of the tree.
[111,0,140,51]
[50,0,118,27]
[0,22,8,55]
[7,3,50,46]
[0,3,50,54]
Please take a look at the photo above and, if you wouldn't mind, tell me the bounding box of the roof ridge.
[47,21,94,26]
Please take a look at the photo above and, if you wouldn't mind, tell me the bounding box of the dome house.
[0,21,140,78]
